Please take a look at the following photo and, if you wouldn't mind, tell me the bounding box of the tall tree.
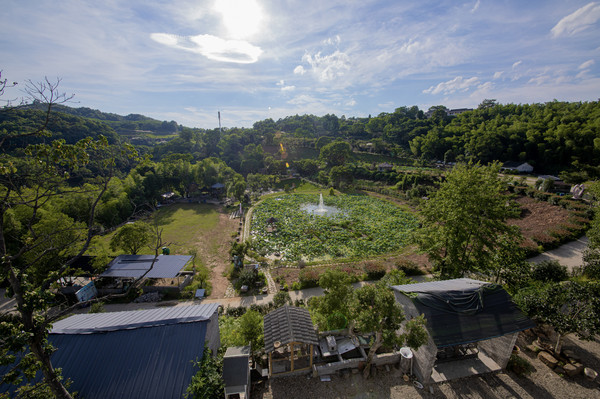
[109,221,152,254]
[414,162,522,278]
[0,78,137,398]
[318,140,352,167]
[350,282,427,378]
[514,281,600,353]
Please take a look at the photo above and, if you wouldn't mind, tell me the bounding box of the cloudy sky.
[1,0,599,128]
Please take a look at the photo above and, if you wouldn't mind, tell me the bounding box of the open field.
[92,203,239,298]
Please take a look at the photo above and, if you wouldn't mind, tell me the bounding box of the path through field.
[193,209,240,298]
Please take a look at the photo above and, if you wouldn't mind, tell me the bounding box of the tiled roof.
[263,305,318,352]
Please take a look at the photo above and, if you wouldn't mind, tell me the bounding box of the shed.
[223,346,251,399]
[263,305,318,377]
[392,278,534,383]
[101,254,192,279]
[0,303,220,399]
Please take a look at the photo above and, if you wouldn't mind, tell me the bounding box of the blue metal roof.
[1,304,220,399]
[101,255,192,279]
[50,322,207,399]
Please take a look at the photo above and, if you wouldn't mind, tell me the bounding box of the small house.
[392,278,534,384]
[501,161,533,174]
[223,346,251,399]
[264,305,319,377]
[377,162,394,172]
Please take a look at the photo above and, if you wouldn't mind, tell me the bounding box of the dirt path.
[194,209,240,299]
[528,236,589,271]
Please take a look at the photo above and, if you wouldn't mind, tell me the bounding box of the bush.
[236,270,259,289]
[532,260,568,282]
[395,259,424,276]
[507,353,534,377]
[273,291,292,308]
[89,302,105,313]
[299,268,320,289]
[363,261,386,280]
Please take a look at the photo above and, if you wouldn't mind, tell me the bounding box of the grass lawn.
[91,203,221,258]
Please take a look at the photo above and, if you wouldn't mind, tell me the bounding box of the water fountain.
[302,193,341,216]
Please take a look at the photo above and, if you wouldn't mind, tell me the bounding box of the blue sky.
[1,0,599,128]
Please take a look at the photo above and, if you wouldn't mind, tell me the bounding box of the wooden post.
[269,352,272,377]
[309,344,314,368]
[290,343,294,371]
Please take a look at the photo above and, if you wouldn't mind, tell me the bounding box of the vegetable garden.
[249,193,418,261]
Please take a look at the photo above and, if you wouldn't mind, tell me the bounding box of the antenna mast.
[218,111,222,133]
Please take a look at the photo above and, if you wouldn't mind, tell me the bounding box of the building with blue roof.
[1,303,220,399]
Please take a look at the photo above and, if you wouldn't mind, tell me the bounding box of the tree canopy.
[415,162,522,278]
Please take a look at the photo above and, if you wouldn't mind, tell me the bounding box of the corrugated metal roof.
[49,322,207,399]
[264,306,318,353]
[100,255,192,279]
[2,304,220,399]
[52,303,220,334]
[392,278,487,293]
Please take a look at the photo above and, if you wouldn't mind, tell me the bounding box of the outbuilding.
[263,305,319,377]
[392,278,534,384]
[0,303,221,399]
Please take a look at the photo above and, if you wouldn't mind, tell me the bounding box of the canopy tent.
[101,255,192,279]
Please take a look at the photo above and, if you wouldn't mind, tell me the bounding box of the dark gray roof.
[101,255,192,279]
[393,279,535,348]
[223,346,250,389]
[52,302,219,334]
[263,306,318,352]
[2,304,220,399]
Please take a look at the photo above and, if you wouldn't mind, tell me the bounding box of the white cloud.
[301,50,351,82]
[287,94,320,105]
[323,35,341,45]
[150,33,262,64]
[293,65,306,75]
[277,81,295,91]
[493,71,504,79]
[423,76,480,95]
[470,0,481,14]
[579,59,595,69]
[551,2,600,37]
[512,60,522,69]
[346,99,357,107]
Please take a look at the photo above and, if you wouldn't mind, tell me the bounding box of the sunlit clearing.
[214,0,262,39]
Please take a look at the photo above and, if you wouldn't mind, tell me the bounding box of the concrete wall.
[394,291,437,384]
[206,309,221,354]
[478,332,518,369]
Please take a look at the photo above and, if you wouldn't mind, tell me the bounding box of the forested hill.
[0,107,120,149]
[3,100,600,176]
[407,102,600,173]
[24,102,180,136]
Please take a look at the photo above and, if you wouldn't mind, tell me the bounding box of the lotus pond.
[249,194,418,261]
